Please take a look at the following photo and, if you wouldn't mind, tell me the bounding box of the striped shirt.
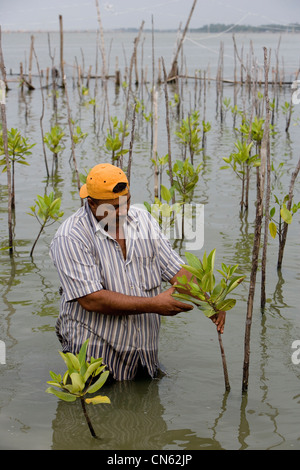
[49,201,183,381]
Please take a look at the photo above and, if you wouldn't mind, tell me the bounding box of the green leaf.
[215,298,236,311]
[160,185,172,203]
[202,307,216,318]
[210,282,224,302]
[70,372,85,393]
[85,395,111,405]
[46,381,63,388]
[207,249,216,272]
[172,292,207,308]
[86,370,109,394]
[280,204,292,224]
[180,264,202,279]
[269,221,277,239]
[49,371,62,383]
[270,207,276,218]
[184,252,203,271]
[83,359,103,382]
[77,339,89,368]
[65,352,81,371]
[45,387,77,402]
[59,351,77,373]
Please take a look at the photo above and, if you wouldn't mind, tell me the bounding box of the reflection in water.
[51,377,223,450]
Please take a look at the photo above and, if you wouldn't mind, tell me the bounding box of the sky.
[0,0,299,31]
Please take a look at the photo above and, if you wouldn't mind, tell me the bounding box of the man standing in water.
[50,163,225,381]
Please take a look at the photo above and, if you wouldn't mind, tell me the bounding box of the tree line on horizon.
[114,22,300,34]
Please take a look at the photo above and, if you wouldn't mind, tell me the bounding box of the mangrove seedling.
[28,191,64,257]
[72,124,88,146]
[173,249,246,392]
[46,339,111,439]
[105,116,129,162]
[269,194,300,268]
[0,127,35,209]
[43,125,65,172]
[175,111,203,164]
[171,158,202,204]
[144,184,181,234]
[222,97,231,122]
[221,139,260,211]
[281,100,293,133]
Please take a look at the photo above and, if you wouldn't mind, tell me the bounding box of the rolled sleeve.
[50,235,104,302]
[158,231,184,281]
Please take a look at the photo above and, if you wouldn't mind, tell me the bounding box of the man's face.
[88,192,131,232]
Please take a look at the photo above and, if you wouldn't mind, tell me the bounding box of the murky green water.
[0,31,300,451]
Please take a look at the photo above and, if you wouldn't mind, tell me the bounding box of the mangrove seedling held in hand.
[173,249,246,392]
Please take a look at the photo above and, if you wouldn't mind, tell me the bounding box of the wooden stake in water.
[59,15,65,89]
[0,28,13,255]
[242,47,269,393]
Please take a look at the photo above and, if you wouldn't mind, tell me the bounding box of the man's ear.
[87,197,97,212]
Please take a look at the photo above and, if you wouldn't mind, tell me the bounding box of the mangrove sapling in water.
[0,127,35,210]
[28,192,64,257]
[43,125,65,173]
[46,339,111,439]
[171,158,202,204]
[221,139,260,212]
[173,249,246,392]
[105,116,129,163]
[144,184,182,235]
[267,156,300,269]
[69,122,88,163]
[269,195,300,269]
[175,111,203,164]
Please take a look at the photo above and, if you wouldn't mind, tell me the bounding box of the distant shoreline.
[2,22,300,34]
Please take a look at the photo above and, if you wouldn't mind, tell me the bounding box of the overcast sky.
[1,0,299,31]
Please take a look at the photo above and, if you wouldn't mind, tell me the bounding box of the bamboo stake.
[127,101,136,186]
[28,35,34,86]
[47,33,57,122]
[153,87,159,198]
[62,75,81,200]
[242,47,270,393]
[0,27,13,254]
[261,50,272,309]
[119,22,144,168]
[19,62,24,93]
[95,0,107,79]
[168,0,198,80]
[33,47,49,178]
[151,15,155,183]
[59,15,65,88]
[93,31,99,130]
[162,57,174,201]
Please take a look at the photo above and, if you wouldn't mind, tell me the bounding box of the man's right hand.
[151,286,193,316]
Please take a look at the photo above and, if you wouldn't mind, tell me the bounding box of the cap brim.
[79,184,88,198]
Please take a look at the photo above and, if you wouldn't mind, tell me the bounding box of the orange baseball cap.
[79,163,129,199]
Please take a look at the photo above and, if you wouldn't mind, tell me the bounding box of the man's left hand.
[210,311,226,334]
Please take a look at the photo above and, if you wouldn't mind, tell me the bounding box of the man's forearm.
[77,289,155,315]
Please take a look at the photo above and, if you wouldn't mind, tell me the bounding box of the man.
[50,163,225,381]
